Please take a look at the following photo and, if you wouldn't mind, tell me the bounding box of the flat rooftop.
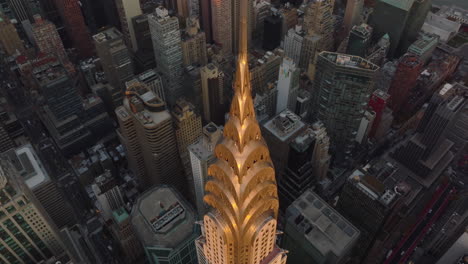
[93,27,122,43]
[380,0,415,11]
[263,110,305,142]
[131,186,196,248]
[2,144,49,189]
[320,52,379,71]
[287,190,360,257]
[33,62,68,87]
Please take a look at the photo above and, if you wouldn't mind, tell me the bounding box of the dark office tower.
[387,54,422,114]
[392,95,464,177]
[0,158,69,263]
[132,14,155,72]
[346,23,372,57]
[263,14,282,51]
[441,83,468,159]
[336,167,397,262]
[93,28,134,91]
[39,0,61,26]
[0,124,14,152]
[80,0,120,31]
[416,83,455,134]
[3,144,76,229]
[369,0,430,58]
[200,0,212,43]
[368,89,390,138]
[132,14,152,53]
[54,0,94,58]
[311,52,378,163]
[399,0,432,55]
[40,68,83,122]
[116,81,184,190]
[278,126,331,210]
[200,63,226,125]
[262,110,307,178]
[8,0,29,21]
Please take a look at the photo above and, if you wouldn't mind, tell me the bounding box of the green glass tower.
[0,159,67,263]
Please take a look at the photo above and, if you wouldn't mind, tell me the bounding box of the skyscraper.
[111,207,143,262]
[0,158,68,263]
[54,0,94,58]
[131,186,199,264]
[283,25,305,67]
[2,144,76,229]
[91,171,124,221]
[94,27,134,92]
[200,0,213,43]
[115,81,184,190]
[172,98,203,195]
[0,14,25,56]
[262,110,307,184]
[32,15,67,62]
[276,57,300,114]
[278,125,331,209]
[149,7,184,105]
[387,53,422,114]
[283,190,360,264]
[343,0,364,34]
[310,52,379,162]
[303,0,335,51]
[369,0,431,57]
[132,14,156,72]
[188,122,223,216]
[115,0,142,52]
[262,14,282,51]
[196,0,288,262]
[211,0,232,56]
[346,23,372,57]
[181,17,208,67]
[399,0,432,55]
[200,63,226,125]
[368,89,390,138]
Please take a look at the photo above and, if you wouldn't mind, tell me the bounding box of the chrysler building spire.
[195,0,288,263]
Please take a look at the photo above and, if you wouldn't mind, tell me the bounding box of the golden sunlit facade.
[196,0,287,263]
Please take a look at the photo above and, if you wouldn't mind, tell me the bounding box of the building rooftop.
[112,207,130,224]
[380,0,415,11]
[286,190,360,257]
[189,123,223,160]
[408,33,439,53]
[2,144,49,189]
[436,230,468,264]
[351,23,373,38]
[93,27,122,43]
[320,52,379,71]
[131,186,196,248]
[33,61,68,87]
[263,110,305,142]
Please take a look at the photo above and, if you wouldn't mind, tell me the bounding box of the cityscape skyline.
[0,0,466,263]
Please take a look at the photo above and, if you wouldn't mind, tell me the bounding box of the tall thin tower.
[196,0,288,263]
